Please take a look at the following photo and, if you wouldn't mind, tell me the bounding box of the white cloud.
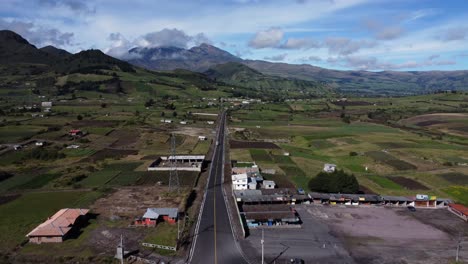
[279,38,321,50]
[264,53,288,61]
[248,27,284,49]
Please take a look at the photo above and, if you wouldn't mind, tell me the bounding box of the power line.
[168,133,180,192]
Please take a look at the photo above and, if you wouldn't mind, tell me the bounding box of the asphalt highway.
[189,111,248,264]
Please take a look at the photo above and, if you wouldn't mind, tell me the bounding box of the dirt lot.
[108,129,139,148]
[71,120,118,127]
[81,148,138,162]
[241,205,467,264]
[91,186,183,220]
[389,176,429,190]
[309,206,466,264]
[230,140,280,149]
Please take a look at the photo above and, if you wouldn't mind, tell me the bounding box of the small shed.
[262,180,276,189]
[139,208,179,225]
[323,164,336,173]
[69,129,83,137]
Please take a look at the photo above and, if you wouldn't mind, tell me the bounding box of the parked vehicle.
[407,206,416,212]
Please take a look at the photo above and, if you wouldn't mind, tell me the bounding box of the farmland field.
[0,191,102,251]
[229,97,468,203]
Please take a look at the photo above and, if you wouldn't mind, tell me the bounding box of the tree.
[172,111,177,117]
[101,103,107,108]
[308,169,359,194]
[145,99,155,107]
[77,114,83,121]
[161,111,165,117]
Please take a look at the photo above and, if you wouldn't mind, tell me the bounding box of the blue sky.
[1,0,468,71]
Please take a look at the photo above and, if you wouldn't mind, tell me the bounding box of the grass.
[0,151,28,166]
[249,149,273,163]
[0,125,46,143]
[443,186,468,205]
[80,170,121,187]
[279,164,308,189]
[143,222,178,256]
[367,175,403,190]
[192,140,211,154]
[439,172,468,185]
[0,191,101,251]
[62,148,96,157]
[14,173,61,190]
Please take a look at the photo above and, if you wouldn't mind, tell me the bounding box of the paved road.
[189,111,248,264]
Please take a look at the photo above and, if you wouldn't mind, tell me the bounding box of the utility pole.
[120,235,124,264]
[261,229,264,264]
[456,232,462,262]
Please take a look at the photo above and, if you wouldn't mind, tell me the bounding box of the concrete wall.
[29,236,63,244]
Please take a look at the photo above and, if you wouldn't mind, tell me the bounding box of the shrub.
[349,151,358,156]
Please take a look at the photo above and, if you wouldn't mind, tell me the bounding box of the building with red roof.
[448,204,468,222]
[26,208,89,244]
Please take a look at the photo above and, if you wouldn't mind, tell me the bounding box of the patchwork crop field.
[229,95,468,204]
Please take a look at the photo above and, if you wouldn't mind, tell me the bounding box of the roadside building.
[69,129,83,137]
[207,121,214,125]
[248,177,258,190]
[35,141,45,146]
[232,173,248,190]
[242,204,300,228]
[13,145,22,150]
[262,180,276,189]
[148,155,205,172]
[41,101,52,108]
[198,136,207,141]
[134,208,179,227]
[448,204,468,222]
[323,164,337,173]
[26,208,89,244]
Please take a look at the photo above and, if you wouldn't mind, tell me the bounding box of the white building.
[207,121,214,125]
[198,136,207,141]
[35,141,45,146]
[248,177,258,190]
[180,121,187,125]
[41,102,52,107]
[232,173,248,190]
[323,164,337,173]
[262,180,276,189]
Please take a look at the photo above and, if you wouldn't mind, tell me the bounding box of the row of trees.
[308,169,359,194]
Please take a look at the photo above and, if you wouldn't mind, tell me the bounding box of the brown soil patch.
[91,186,183,220]
[389,176,429,190]
[108,129,139,148]
[70,120,118,127]
[81,148,138,162]
[358,185,377,194]
[332,101,373,106]
[230,140,280,149]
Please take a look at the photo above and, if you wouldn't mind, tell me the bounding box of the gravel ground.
[239,205,468,264]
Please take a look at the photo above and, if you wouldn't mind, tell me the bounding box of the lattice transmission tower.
[168,133,180,192]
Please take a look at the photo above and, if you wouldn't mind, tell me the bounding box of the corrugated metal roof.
[143,208,178,219]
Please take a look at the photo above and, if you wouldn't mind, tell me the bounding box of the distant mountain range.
[126,43,468,96]
[128,43,241,72]
[0,30,327,99]
[0,30,134,75]
[1,29,467,97]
